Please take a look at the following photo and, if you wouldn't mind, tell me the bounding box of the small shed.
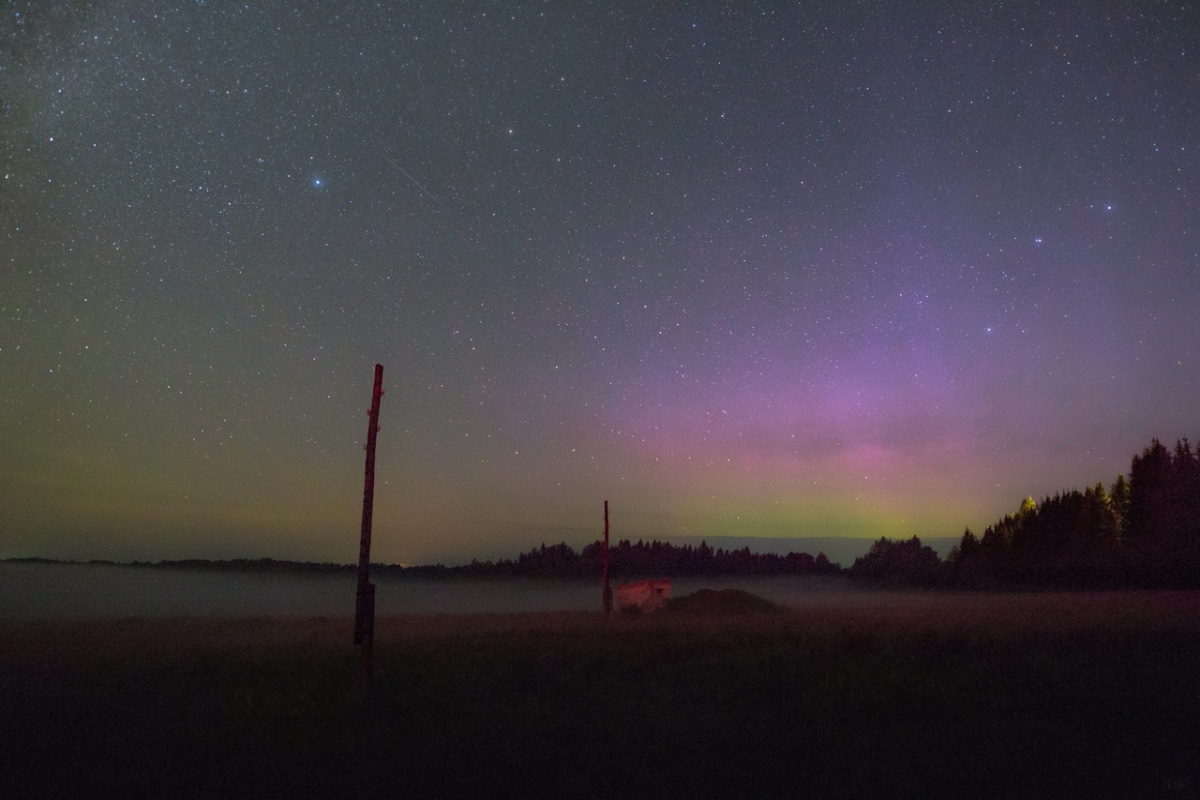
[616,579,672,613]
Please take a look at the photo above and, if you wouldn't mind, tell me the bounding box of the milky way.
[3,2,1197,564]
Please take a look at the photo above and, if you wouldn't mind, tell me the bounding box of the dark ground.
[3,591,1199,799]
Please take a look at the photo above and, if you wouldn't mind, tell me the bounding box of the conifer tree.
[1110,473,1131,544]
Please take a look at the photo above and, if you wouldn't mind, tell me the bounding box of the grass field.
[3,591,1199,798]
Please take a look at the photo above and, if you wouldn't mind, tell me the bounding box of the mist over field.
[1,561,854,620]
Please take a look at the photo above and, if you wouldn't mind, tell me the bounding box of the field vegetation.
[4,591,1199,798]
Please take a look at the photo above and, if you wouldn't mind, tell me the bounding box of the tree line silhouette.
[850,437,1200,588]
[443,538,840,580]
[26,437,1196,589]
[65,540,840,580]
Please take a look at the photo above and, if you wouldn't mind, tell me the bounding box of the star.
[2,0,1196,567]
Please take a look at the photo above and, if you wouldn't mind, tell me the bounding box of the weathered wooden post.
[355,364,384,693]
[603,500,613,615]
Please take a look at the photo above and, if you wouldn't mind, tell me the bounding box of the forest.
[477,436,1200,589]
[449,537,841,580]
[850,437,1200,588]
[77,540,841,581]
[38,437,1197,590]
[455,435,1200,589]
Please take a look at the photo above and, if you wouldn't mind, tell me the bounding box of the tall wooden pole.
[602,500,612,615]
[355,364,384,692]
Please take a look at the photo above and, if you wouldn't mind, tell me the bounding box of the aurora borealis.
[3,1,1197,565]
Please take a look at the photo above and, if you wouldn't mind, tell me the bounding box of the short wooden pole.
[603,500,613,615]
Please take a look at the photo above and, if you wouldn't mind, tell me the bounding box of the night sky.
[3,1,1197,566]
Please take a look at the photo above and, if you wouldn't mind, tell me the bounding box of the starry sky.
[3,1,1198,566]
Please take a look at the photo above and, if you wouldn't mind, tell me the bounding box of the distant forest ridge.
[4,537,847,580]
[4,536,956,576]
[661,536,959,564]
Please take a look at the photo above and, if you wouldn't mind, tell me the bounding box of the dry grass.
[4,591,1200,799]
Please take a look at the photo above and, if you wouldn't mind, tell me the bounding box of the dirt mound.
[663,588,781,615]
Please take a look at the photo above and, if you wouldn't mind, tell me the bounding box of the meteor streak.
[382,154,443,207]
